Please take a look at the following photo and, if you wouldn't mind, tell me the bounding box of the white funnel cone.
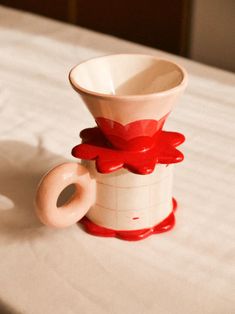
[69,54,187,149]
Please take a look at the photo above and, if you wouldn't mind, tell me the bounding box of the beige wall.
[190,0,235,72]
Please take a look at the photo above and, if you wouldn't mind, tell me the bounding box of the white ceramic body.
[84,161,173,230]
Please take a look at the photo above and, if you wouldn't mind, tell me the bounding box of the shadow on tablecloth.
[0,140,68,243]
[0,297,22,314]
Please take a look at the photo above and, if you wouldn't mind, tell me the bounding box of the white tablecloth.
[0,6,234,314]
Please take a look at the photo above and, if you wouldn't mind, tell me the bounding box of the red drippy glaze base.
[79,198,177,241]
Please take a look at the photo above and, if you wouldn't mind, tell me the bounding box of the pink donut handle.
[35,163,96,228]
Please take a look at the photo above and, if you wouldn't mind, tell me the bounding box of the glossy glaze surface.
[95,114,168,150]
[69,54,187,126]
[70,55,185,96]
[80,198,177,241]
[83,160,173,231]
[35,54,187,237]
[35,163,96,228]
[72,127,185,174]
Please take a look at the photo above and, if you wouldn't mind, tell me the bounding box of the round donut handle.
[35,162,96,228]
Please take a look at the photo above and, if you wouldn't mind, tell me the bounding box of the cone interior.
[70,54,185,97]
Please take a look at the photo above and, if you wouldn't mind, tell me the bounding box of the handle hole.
[57,184,76,207]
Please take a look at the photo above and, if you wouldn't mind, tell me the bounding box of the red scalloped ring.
[79,198,177,241]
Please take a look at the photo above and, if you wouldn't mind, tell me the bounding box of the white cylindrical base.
[84,161,173,231]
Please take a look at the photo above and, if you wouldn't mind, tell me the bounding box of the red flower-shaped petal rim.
[95,115,168,150]
[79,198,177,241]
[72,127,185,174]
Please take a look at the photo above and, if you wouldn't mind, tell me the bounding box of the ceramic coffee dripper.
[35,54,187,239]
